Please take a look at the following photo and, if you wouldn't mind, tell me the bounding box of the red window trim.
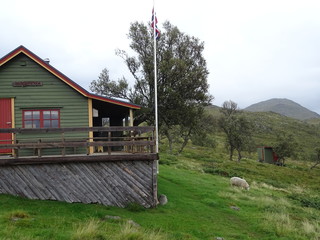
[22,109,60,128]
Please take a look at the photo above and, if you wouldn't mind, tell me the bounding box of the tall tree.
[310,146,320,169]
[219,100,254,161]
[90,21,212,152]
[273,133,297,165]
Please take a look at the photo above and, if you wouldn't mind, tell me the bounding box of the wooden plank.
[106,162,151,207]
[85,164,123,205]
[115,161,152,198]
[0,140,155,149]
[43,164,79,203]
[0,153,159,166]
[6,166,37,199]
[129,161,153,184]
[98,163,137,207]
[0,167,20,195]
[34,165,64,201]
[68,163,111,204]
[77,163,119,205]
[95,162,144,206]
[0,126,155,134]
[152,160,158,207]
[57,164,93,203]
[14,166,49,200]
[95,163,127,205]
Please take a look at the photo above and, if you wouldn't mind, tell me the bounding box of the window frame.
[22,109,60,128]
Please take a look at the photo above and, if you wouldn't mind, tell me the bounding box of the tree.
[219,100,254,161]
[310,146,320,169]
[190,112,217,149]
[90,68,130,100]
[90,21,212,153]
[272,133,297,165]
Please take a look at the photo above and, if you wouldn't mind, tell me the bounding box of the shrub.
[7,210,30,220]
[71,219,106,240]
[125,203,146,212]
[116,223,166,240]
[288,194,320,210]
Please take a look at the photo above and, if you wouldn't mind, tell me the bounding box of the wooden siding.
[0,160,158,208]
[0,54,88,155]
[0,54,89,127]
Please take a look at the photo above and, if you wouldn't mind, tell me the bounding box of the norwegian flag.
[151,8,160,40]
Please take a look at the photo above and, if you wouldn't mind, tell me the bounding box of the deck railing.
[0,126,155,158]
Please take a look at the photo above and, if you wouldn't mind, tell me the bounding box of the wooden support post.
[128,111,134,153]
[108,132,111,155]
[129,109,134,127]
[12,133,17,158]
[15,139,19,158]
[125,117,129,127]
[88,98,94,154]
[86,139,90,155]
[150,129,155,153]
[37,139,42,157]
[138,131,142,153]
[152,160,158,207]
[62,132,65,156]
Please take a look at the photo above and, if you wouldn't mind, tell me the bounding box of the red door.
[0,98,12,154]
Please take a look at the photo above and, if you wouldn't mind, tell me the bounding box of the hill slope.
[244,98,320,120]
[206,105,320,158]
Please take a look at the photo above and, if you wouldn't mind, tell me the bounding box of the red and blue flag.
[151,8,160,40]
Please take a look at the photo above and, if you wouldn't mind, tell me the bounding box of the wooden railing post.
[107,131,111,155]
[86,138,90,155]
[150,129,155,153]
[12,133,17,158]
[15,139,19,158]
[37,139,42,157]
[62,132,65,156]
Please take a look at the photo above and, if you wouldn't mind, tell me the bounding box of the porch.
[0,126,158,165]
[0,126,158,207]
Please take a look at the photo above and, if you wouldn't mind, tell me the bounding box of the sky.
[1,0,320,114]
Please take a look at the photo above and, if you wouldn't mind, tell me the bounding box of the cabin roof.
[0,45,140,109]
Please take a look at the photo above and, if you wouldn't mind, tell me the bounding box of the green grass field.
[0,145,319,239]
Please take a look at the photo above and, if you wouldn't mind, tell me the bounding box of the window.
[23,110,60,128]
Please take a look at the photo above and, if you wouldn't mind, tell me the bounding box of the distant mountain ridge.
[244,98,320,120]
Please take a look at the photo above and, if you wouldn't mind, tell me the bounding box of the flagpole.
[152,2,159,175]
[153,2,159,155]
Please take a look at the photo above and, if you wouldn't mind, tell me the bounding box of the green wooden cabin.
[0,46,140,156]
[257,146,279,164]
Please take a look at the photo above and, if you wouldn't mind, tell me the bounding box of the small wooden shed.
[257,146,279,164]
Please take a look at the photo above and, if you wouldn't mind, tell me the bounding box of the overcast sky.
[1,0,320,113]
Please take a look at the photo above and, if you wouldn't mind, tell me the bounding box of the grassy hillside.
[206,105,320,159]
[0,108,319,239]
[0,146,319,240]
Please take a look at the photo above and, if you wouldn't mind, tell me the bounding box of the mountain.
[244,98,320,120]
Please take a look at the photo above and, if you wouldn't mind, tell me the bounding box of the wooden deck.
[0,127,159,207]
[0,152,158,165]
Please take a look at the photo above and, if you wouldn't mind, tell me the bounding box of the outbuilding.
[257,146,279,164]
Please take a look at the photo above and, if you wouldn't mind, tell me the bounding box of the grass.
[0,142,319,239]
